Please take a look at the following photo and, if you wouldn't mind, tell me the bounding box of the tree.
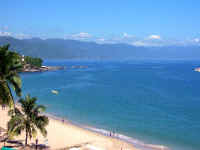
[24,56,43,67]
[7,95,49,146]
[0,44,22,108]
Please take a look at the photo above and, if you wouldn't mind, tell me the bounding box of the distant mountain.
[0,36,200,60]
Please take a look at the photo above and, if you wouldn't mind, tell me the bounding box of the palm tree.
[0,44,22,108]
[7,94,49,146]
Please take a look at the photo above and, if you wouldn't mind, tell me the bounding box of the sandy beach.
[0,106,139,150]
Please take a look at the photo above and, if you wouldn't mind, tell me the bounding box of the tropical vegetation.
[24,56,43,68]
[0,44,48,147]
[8,95,49,146]
[0,44,22,108]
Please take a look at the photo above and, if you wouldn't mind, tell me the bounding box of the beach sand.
[0,107,139,150]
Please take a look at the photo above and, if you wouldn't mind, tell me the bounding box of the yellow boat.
[51,90,59,94]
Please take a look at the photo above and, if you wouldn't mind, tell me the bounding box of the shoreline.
[0,106,138,150]
[0,105,169,150]
[44,113,169,150]
[21,65,89,73]
[22,66,65,73]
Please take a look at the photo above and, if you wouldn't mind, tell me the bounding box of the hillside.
[0,36,200,60]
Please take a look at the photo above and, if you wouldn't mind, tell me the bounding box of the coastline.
[16,65,171,150]
[5,61,198,150]
[22,66,65,73]
[21,65,89,73]
[44,113,169,150]
[0,107,138,150]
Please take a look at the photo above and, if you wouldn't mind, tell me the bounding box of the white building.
[22,55,25,62]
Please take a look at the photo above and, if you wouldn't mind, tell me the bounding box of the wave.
[45,112,170,150]
[83,126,170,150]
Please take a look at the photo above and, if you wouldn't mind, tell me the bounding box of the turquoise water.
[20,60,200,150]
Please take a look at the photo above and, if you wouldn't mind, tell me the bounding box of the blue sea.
[19,60,200,150]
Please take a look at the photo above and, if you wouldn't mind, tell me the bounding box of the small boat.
[51,90,59,95]
[194,68,200,72]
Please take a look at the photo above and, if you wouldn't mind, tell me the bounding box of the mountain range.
[0,36,200,60]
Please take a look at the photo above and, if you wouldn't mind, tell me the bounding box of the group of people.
[1,104,6,110]
[109,131,124,150]
[109,130,117,137]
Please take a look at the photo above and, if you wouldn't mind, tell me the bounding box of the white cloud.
[148,35,161,40]
[64,32,92,41]
[72,32,92,39]
[123,32,130,38]
[194,38,200,43]
[122,32,134,38]
[0,31,32,39]
[0,31,12,36]
[1,30,200,47]
[14,33,31,39]
[131,39,164,47]
[123,33,128,37]
[95,38,107,44]
[132,41,148,46]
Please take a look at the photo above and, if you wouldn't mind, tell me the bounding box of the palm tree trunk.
[6,82,15,108]
[25,129,28,146]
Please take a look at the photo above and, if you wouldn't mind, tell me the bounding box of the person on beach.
[36,139,38,150]
[2,104,5,110]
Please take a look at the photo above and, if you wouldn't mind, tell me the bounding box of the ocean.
[19,60,200,150]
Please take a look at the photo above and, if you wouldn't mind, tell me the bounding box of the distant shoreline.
[22,65,89,73]
[194,67,200,72]
[22,65,65,73]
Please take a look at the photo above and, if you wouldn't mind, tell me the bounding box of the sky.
[0,0,200,46]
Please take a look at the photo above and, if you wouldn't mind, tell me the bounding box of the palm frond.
[8,115,25,137]
[7,94,49,145]
[35,105,46,113]
[0,81,14,108]
[7,75,22,97]
[0,44,22,107]
[8,107,22,116]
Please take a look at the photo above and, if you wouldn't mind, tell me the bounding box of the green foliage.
[0,44,22,108]
[24,56,43,67]
[8,94,49,146]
